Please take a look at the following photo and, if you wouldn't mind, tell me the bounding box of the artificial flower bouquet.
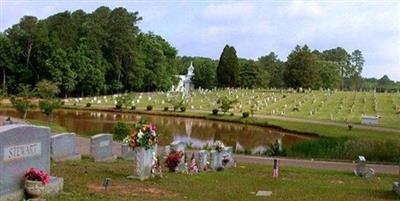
[123,119,159,150]
[24,168,50,185]
[214,140,225,152]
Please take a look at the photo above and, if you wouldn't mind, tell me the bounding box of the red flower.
[24,168,49,185]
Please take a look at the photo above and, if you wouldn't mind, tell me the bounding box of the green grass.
[49,158,400,201]
[63,89,400,129]
[28,119,67,133]
[288,137,400,162]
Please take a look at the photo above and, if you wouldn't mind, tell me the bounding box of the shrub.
[212,109,218,115]
[10,96,32,119]
[242,112,250,118]
[86,102,91,107]
[131,105,136,110]
[164,107,169,111]
[217,96,238,114]
[38,99,62,120]
[230,112,234,116]
[115,102,123,110]
[146,105,153,111]
[113,122,131,141]
[180,106,186,112]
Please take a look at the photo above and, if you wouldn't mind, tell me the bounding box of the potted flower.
[24,168,50,198]
[165,151,183,172]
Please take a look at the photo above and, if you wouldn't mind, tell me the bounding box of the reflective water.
[0,109,314,153]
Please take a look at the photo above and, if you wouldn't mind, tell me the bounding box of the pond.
[0,109,314,154]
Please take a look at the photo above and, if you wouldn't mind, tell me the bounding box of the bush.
[115,102,123,110]
[180,106,186,112]
[38,99,61,119]
[164,107,169,111]
[212,109,218,115]
[242,112,250,118]
[113,122,131,141]
[10,96,32,119]
[86,102,91,107]
[131,105,136,110]
[146,105,153,111]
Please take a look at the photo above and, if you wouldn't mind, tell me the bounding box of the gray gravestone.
[353,156,374,178]
[0,125,63,200]
[170,141,186,172]
[127,146,156,181]
[222,146,236,168]
[210,150,221,170]
[164,145,171,157]
[170,140,185,153]
[90,134,116,162]
[121,143,135,160]
[394,182,400,196]
[51,133,81,162]
[198,150,208,171]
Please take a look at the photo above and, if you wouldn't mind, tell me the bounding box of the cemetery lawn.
[50,158,399,201]
[63,89,400,129]
[28,119,67,133]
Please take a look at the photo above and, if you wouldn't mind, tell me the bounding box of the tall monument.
[172,62,194,95]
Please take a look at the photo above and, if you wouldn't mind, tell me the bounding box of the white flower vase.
[128,146,156,181]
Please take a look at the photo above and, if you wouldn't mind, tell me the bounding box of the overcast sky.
[1,0,399,80]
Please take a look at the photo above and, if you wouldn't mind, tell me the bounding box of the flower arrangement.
[214,140,225,152]
[24,168,49,185]
[123,119,158,150]
[165,151,183,172]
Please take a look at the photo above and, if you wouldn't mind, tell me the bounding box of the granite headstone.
[0,125,63,200]
[90,134,116,162]
[51,133,81,161]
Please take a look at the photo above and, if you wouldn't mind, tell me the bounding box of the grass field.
[50,157,399,201]
[63,89,400,129]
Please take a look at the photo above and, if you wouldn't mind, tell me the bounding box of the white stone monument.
[171,62,194,95]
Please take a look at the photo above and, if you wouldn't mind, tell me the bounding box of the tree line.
[0,6,178,97]
[0,6,399,97]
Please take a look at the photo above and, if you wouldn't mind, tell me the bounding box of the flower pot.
[25,180,45,198]
[168,165,177,172]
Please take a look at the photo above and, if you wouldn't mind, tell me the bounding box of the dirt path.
[72,134,399,175]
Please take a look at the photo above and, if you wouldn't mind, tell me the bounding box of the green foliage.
[181,57,217,89]
[180,106,186,112]
[217,96,238,114]
[130,105,136,110]
[146,105,153,111]
[242,112,250,118]
[86,102,91,107]
[167,96,187,112]
[238,59,269,89]
[9,84,35,119]
[258,52,285,88]
[212,109,219,115]
[38,99,62,118]
[217,45,240,88]
[36,80,60,98]
[113,122,131,141]
[115,95,132,109]
[284,45,320,89]
[289,137,400,162]
[10,96,32,119]
[163,106,169,111]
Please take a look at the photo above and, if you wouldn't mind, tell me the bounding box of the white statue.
[172,62,194,95]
